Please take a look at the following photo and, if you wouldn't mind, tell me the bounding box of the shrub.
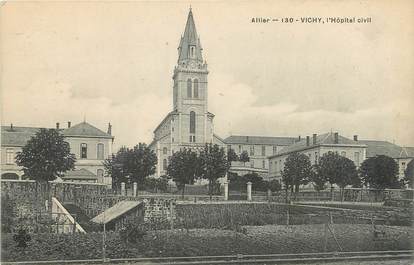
[119,223,147,244]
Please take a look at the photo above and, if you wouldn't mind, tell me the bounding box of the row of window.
[5,143,105,164]
[80,143,105,159]
[270,151,362,173]
[229,145,278,156]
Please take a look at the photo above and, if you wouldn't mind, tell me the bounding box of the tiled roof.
[62,122,112,139]
[359,140,414,158]
[1,126,40,146]
[1,122,112,147]
[62,169,97,180]
[224,135,296,146]
[404,147,414,157]
[91,200,143,224]
[273,132,364,157]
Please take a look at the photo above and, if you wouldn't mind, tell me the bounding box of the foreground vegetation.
[2,224,412,262]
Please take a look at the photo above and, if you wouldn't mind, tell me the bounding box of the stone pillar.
[121,182,126,196]
[224,181,229,201]
[133,182,137,197]
[267,189,272,201]
[247,182,252,201]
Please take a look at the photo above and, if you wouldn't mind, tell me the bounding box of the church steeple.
[178,8,203,63]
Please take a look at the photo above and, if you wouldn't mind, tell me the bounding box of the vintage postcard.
[1,1,413,264]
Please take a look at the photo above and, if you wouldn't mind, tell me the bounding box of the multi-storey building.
[359,140,414,180]
[1,121,114,185]
[268,132,367,182]
[224,135,296,179]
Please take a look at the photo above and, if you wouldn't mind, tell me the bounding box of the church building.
[149,9,225,177]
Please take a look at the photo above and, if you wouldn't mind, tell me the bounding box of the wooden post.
[224,181,229,201]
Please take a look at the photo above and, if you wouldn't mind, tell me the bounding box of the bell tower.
[172,9,211,145]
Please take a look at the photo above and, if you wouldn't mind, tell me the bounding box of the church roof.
[270,132,365,158]
[62,122,112,139]
[178,9,203,63]
[224,135,296,146]
[359,140,414,159]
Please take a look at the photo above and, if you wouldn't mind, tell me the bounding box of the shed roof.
[91,200,143,224]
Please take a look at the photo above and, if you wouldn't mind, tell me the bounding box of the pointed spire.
[178,8,203,63]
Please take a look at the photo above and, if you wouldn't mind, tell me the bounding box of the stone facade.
[268,132,367,183]
[224,135,296,179]
[149,9,225,177]
[1,122,114,186]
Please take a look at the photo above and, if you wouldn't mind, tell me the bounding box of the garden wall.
[0,180,106,232]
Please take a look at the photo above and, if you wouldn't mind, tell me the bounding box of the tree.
[360,155,400,190]
[16,129,76,182]
[310,165,326,192]
[317,152,360,200]
[167,148,202,198]
[199,143,229,198]
[281,152,312,194]
[404,160,414,188]
[239,151,250,166]
[227,148,238,163]
[104,143,157,191]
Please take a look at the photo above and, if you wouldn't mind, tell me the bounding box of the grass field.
[2,224,412,262]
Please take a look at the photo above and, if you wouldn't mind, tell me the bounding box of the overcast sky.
[1,1,413,149]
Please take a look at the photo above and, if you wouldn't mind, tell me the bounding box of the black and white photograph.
[0,1,413,264]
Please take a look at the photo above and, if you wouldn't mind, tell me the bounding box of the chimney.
[10,123,14,131]
[353,135,358,141]
[56,122,60,129]
[334,132,339,144]
[107,122,112,135]
[306,136,310,146]
[312,134,317,145]
[298,135,301,142]
[68,121,71,128]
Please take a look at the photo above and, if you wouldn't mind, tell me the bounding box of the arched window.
[187,79,192,98]
[190,111,196,134]
[163,159,167,171]
[193,79,199,98]
[81,143,87,159]
[97,143,104,160]
[163,147,168,155]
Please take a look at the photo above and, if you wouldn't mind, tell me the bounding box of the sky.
[1,0,413,149]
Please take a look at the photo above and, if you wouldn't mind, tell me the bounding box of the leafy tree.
[199,143,229,198]
[16,129,76,182]
[144,176,169,193]
[317,152,360,200]
[227,148,238,162]
[360,155,400,189]
[310,165,326,192]
[239,151,250,166]
[281,152,312,194]
[267,179,282,192]
[404,160,414,188]
[167,148,202,198]
[104,143,157,191]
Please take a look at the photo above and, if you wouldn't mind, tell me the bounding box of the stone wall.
[0,180,106,232]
